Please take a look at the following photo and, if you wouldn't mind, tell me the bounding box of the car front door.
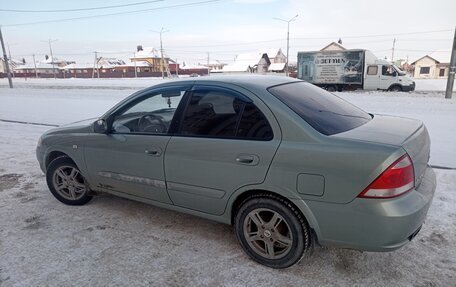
[84,86,190,203]
[164,85,281,215]
[379,65,396,89]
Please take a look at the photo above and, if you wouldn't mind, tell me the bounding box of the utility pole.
[92,51,99,79]
[0,26,13,88]
[160,29,164,79]
[96,52,99,78]
[446,27,456,99]
[158,27,169,79]
[207,52,210,76]
[42,39,58,79]
[7,42,15,78]
[151,27,169,79]
[391,38,396,63]
[273,14,298,77]
[133,52,137,78]
[7,42,13,63]
[32,54,38,78]
[176,58,179,76]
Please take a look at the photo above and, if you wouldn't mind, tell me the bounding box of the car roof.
[151,75,301,90]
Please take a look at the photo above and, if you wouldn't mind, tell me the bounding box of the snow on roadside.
[0,88,132,125]
[414,78,456,92]
[1,77,454,92]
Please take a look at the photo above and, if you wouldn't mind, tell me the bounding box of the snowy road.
[0,82,455,286]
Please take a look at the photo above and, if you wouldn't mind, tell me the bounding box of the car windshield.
[393,65,406,76]
[268,81,372,135]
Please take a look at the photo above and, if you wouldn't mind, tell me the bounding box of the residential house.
[262,49,287,73]
[321,42,346,51]
[263,49,287,64]
[14,62,60,77]
[1,58,25,74]
[180,63,209,76]
[411,50,451,79]
[203,60,227,73]
[222,52,270,73]
[59,63,95,78]
[13,56,74,78]
[131,45,170,73]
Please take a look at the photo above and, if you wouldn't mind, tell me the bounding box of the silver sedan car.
[37,76,436,268]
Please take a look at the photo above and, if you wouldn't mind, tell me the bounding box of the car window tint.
[179,89,273,140]
[179,90,242,137]
[112,90,185,134]
[268,82,371,135]
[237,102,273,140]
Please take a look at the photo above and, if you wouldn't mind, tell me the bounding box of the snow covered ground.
[0,80,455,286]
[1,77,455,92]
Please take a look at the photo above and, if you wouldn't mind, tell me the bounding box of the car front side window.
[111,89,185,135]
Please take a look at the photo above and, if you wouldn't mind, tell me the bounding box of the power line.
[161,29,454,49]
[2,0,222,27]
[293,29,453,40]
[0,0,165,13]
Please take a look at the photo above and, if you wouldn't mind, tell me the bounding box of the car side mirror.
[393,71,398,77]
[93,119,108,134]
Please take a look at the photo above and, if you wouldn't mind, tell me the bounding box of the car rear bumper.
[302,166,436,251]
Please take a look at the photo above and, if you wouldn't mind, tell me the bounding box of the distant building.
[14,62,60,77]
[411,50,451,79]
[320,42,346,51]
[180,63,209,76]
[0,59,7,74]
[202,60,227,73]
[222,52,271,73]
[1,58,25,74]
[262,49,287,64]
[59,63,94,78]
[97,57,125,69]
[131,45,170,73]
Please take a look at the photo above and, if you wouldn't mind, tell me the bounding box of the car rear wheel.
[46,156,92,205]
[234,194,312,268]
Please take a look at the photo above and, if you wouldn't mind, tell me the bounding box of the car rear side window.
[178,88,273,140]
[268,82,371,135]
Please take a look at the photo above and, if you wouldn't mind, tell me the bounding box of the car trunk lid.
[333,115,431,187]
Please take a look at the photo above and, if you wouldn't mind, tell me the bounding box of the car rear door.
[164,85,281,215]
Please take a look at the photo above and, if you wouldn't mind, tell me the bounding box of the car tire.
[389,85,402,92]
[234,194,312,268]
[46,156,92,205]
[326,85,337,92]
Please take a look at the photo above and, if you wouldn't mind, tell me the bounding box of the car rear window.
[268,81,372,135]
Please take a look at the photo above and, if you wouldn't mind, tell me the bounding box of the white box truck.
[297,49,415,92]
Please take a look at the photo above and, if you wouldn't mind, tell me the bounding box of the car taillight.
[358,154,414,199]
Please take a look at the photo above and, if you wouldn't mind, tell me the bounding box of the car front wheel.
[46,156,92,205]
[234,194,312,268]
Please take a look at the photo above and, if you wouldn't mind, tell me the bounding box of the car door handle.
[237,157,253,163]
[236,154,259,166]
[145,147,162,156]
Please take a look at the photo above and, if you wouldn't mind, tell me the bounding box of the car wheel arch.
[388,84,403,92]
[46,151,72,169]
[228,188,321,243]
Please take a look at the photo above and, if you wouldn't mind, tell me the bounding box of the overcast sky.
[1,0,455,65]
